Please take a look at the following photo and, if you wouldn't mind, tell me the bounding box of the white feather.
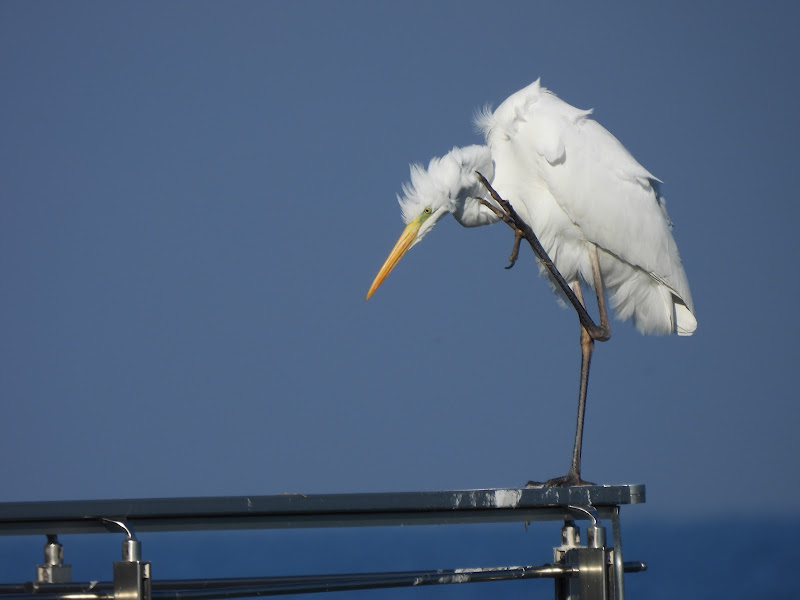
[385,79,696,336]
[477,79,695,335]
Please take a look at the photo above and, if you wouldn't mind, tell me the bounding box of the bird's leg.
[476,173,614,487]
[531,250,611,487]
[475,172,604,340]
[504,228,524,270]
[526,282,596,487]
[588,246,611,340]
[547,282,596,486]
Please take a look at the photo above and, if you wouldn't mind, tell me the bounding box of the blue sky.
[1,1,798,518]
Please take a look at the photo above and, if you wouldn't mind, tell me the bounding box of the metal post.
[610,508,626,600]
[554,520,579,600]
[571,546,608,600]
[553,516,612,600]
[106,521,150,600]
[36,535,71,584]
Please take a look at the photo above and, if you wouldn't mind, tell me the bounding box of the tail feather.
[675,301,697,336]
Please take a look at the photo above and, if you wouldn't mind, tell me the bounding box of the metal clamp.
[553,507,612,600]
[102,519,150,600]
[36,535,71,584]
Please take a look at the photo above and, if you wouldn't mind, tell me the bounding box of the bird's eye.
[423,206,432,215]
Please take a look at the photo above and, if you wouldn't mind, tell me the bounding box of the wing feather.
[478,80,696,334]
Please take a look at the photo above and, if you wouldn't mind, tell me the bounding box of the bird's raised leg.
[504,228,524,270]
[587,247,610,341]
[475,174,614,486]
[475,173,605,340]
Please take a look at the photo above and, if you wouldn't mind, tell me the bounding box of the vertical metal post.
[554,517,612,600]
[36,535,71,584]
[107,521,151,600]
[554,520,580,600]
[610,508,625,600]
[571,546,608,600]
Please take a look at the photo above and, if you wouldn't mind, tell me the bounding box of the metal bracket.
[36,535,71,584]
[553,507,613,600]
[103,520,150,600]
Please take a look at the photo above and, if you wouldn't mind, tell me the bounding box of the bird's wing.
[483,81,694,316]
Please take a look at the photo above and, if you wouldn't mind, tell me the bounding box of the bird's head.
[366,145,493,300]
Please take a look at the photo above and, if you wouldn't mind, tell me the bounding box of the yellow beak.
[365,215,425,300]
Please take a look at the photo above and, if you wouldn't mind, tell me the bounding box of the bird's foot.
[505,229,523,269]
[525,473,595,488]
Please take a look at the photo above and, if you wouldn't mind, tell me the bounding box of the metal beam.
[0,562,647,600]
[0,485,643,536]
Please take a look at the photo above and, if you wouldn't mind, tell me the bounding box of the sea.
[1,517,796,599]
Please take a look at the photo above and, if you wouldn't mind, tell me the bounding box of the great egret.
[366,79,696,486]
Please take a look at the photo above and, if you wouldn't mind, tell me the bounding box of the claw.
[505,229,523,269]
[525,472,595,488]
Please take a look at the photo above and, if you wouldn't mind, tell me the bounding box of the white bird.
[366,79,696,486]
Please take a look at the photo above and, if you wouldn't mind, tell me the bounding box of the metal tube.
[0,486,645,536]
[149,564,576,599]
[587,523,606,549]
[611,507,625,600]
[0,564,575,600]
[0,595,113,600]
[0,563,645,600]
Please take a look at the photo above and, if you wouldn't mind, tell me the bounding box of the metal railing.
[0,485,646,600]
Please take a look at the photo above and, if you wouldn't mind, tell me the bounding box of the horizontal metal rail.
[0,485,644,536]
[0,562,648,599]
[0,485,646,600]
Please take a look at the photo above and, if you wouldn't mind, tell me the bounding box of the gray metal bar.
[0,563,646,600]
[0,485,644,536]
[0,566,569,600]
[575,548,608,600]
[149,564,572,599]
[610,507,625,600]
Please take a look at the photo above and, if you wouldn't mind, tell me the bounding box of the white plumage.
[369,79,695,338]
[366,78,697,485]
[479,79,695,335]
